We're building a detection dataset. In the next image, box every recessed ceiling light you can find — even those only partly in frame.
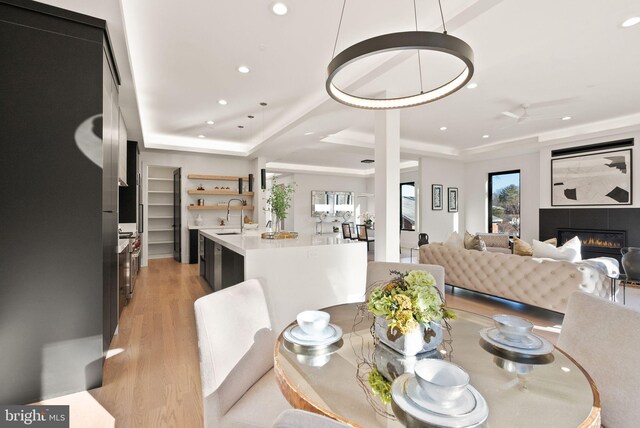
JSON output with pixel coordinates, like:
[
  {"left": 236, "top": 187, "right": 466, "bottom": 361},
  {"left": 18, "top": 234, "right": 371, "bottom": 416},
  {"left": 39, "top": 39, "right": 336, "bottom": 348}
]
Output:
[
  {"left": 197, "top": 135, "right": 205, "bottom": 138},
  {"left": 237, "top": 125, "right": 244, "bottom": 129},
  {"left": 272, "top": 2, "right": 288, "bottom": 15},
  {"left": 562, "top": 116, "right": 572, "bottom": 121},
  {"left": 482, "top": 134, "right": 489, "bottom": 139},
  {"left": 621, "top": 16, "right": 640, "bottom": 28},
  {"left": 205, "top": 120, "right": 215, "bottom": 125},
  {"left": 466, "top": 82, "right": 478, "bottom": 89},
  {"left": 304, "top": 131, "right": 314, "bottom": 136},
  {"left": 237, "top": 66, "right": 250, "bottom": 74},
  {"left": 440, "top": 126, "right": 447, "bottom": 131},
  {"left": 218, "top": 99, "right": 228, "bottom": 105}
]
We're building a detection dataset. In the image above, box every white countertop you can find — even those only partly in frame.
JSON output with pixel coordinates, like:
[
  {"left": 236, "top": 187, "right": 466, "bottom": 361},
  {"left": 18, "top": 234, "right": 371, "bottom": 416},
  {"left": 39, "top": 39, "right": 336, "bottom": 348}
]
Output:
[
  {"left": 117, "top": 239, "right": 130, "bottom": 253},
  {"left": 199, "top": 229, "right": 359, "bottom": 256}
]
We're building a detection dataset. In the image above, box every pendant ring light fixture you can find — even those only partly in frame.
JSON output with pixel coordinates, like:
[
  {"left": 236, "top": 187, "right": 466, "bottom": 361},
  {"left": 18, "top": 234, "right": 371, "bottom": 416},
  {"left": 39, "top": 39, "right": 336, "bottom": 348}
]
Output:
[{"left": 326, "top": 0, "right": 474, "bottom": 110}]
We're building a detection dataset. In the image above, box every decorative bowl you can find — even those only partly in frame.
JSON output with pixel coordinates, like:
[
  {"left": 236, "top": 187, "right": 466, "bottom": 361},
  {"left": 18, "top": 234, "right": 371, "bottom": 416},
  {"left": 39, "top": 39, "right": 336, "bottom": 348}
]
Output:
[
  {"left": 296, "top": 311, "right": 330, "bottom": 336},
  {"left": 414, "top": 359, "right": 469, "bottom": 403},
  {"left": 492, "top": 314, "right": 533, "bottom": 341}
]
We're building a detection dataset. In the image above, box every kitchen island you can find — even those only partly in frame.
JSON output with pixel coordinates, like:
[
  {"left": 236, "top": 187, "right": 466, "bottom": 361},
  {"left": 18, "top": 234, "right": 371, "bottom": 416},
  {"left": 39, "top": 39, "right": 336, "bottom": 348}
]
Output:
[{"left": 199, "top": 229, "right": 367, "bottom": 331}]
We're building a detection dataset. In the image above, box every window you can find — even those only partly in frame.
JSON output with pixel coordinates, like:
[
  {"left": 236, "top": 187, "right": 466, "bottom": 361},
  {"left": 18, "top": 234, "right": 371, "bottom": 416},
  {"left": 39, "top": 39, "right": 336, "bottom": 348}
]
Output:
[
  {"left": 400, "top": 182, "right": 416, "bottom": 231},
  {"left": 488, "top": 170, "right": 520, "bottom": 237}
]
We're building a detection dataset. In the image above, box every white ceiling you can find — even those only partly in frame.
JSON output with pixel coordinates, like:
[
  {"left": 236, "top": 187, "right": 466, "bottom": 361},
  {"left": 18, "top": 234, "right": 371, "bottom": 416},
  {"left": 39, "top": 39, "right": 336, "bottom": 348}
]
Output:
[{"left": 39, "top": 0, "right": 640, "bottom": 172}]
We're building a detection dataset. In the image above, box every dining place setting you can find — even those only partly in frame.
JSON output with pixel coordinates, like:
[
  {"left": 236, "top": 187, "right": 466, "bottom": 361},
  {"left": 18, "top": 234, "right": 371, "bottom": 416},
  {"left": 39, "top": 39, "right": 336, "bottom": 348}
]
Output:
[{"left": 275, "top": 267, "right": 599, "bottom": 428}]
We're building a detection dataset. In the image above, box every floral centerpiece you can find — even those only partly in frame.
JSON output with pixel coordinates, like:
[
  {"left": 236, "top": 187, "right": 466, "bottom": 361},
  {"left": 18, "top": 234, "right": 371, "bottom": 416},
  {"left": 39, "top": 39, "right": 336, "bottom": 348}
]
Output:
[
  {"left": 359, "top": 212, "right": 375, "bottom": 227},
  {"left": 368, "top": 270, "right": 455, "bottom": 356}
]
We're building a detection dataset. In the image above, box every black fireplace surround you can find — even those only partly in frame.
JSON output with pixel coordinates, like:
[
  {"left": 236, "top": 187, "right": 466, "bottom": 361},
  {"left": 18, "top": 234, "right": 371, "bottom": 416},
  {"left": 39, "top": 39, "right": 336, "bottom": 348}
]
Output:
[{"left": 540, "top": 208, "right": 640, "bottom": 266}]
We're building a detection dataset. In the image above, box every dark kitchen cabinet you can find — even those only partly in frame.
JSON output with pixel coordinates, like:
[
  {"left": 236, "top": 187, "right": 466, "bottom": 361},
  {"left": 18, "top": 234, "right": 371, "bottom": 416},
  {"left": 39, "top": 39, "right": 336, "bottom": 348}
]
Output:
[
  {"left": 200, "top": 236, "right": 244, "bottom": 291},
  {"left": 189, "top": 229, "right": 199, "bottom": 264},
  {"left": 203, "top": 237, "right": 215, "bottom": 288},
  {"left": 0, "top": 0, "right": 120, "bottom": 404},
  {"left": 221, "top": 247, "right": 245, "bottom": 289},
  {"left": 119, "top": 141, "right": 140, "bottom": 223}
]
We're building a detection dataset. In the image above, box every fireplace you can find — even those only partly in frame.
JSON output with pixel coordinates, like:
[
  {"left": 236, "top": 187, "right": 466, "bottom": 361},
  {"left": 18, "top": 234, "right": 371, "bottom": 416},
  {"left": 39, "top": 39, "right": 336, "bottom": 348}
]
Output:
[{"left": 557, "top": 228, "right": 626, "bottom": 260}]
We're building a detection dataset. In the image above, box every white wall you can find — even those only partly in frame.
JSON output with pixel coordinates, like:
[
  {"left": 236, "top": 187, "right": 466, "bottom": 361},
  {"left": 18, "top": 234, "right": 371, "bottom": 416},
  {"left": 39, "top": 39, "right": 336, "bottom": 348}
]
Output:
[
  {"left": 539, "top": 129, "right": 640, "bottom": 208},
  {"left": 288, "top": 173, "right": 370, "bottom": 236},
  {"left": 419, "top": 157, "right": 465, "bottom": 243},
  {"left": 464, "top": 152, "right": 540, "bottom": 243},
  {"left": 140, "top": 150, "right": 252, "bottom": 265}
]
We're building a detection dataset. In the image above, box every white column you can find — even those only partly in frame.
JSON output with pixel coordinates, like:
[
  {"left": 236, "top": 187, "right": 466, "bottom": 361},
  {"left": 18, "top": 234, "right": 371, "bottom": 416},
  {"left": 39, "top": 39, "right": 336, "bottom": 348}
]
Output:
[{"left": 374, "top": 108, "right": 400, "bottom": 262}]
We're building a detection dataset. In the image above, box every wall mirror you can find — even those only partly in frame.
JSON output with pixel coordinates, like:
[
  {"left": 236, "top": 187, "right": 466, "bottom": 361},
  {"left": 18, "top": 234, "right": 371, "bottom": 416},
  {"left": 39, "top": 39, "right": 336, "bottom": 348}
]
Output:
[{"left": 311, "top": 191, "right": 355, "bottom": 217}]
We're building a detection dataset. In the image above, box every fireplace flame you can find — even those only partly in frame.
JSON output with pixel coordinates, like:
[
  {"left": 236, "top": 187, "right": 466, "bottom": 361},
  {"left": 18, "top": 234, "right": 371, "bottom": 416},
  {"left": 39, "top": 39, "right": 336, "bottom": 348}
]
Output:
[{"left": 580, "top": 237, "right": 621, "bottom": 248}]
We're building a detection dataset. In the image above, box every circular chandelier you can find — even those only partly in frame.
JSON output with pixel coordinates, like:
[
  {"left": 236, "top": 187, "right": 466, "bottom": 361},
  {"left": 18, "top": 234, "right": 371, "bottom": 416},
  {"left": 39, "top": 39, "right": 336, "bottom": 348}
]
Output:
[{"left": 326, "top": 0, "right": 474, "bottom": 110}]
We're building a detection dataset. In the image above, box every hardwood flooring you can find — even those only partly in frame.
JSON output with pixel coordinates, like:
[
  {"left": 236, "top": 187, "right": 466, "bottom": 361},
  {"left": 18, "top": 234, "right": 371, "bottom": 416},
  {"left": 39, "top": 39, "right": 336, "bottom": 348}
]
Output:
[
  {"left": 90, "top": 259, "right": 209, "bottom": 428},
  {"left": 51, "top": 257, "right": 569, "bottom": 427}
]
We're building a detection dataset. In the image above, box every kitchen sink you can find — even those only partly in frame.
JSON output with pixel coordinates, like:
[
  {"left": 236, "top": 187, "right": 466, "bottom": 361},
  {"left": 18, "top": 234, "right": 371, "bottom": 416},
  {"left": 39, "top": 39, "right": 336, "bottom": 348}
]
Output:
[{"left": 216, "top": 232, "right": 241, "bottom": 235}]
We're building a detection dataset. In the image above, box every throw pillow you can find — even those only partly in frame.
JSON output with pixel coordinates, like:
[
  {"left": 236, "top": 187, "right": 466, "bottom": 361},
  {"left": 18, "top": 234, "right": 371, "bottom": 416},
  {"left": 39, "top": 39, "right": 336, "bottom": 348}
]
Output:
[
  {"left": 464, "top": 232, "right": 487, "bottom": 252},
  {"left": 514, "top": 237, "right": 557, "bottom": 256},
  {"left": 479, "top": 233, "right": 509, "bottom": 248},
  {"left": 532, "top": 236, "right": 581, "bottom": 262},
  {"left": 444, "top": 231, "right": 464, "bottom": 249}
]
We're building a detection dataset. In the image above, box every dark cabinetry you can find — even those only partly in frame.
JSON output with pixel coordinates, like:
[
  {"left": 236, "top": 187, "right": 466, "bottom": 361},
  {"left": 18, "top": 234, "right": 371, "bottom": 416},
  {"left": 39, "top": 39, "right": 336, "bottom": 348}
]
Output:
[
  {"left": 190, "top": 229, "right": 199, "bottom": 264},
  {"left": 0, "top": 0, "right": 119, "bottom": 403},
  {"left": 200, "top": 236, "right": 244, "bottom": 291},
  {"left": 119, "top": 141, "right": 140, "bottom": 223}
]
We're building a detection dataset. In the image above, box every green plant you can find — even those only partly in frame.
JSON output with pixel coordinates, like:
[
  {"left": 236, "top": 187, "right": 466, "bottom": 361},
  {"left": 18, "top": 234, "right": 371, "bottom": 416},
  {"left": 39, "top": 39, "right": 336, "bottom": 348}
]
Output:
[
  {"left": 368, "top": 367, "right": 392, "bottom": 404},
  {"left": 266, "top": 178, "right": 295, "bottom": 220},
  {"left": 368, "top": 270, "right": 455, "bottom": 335}
]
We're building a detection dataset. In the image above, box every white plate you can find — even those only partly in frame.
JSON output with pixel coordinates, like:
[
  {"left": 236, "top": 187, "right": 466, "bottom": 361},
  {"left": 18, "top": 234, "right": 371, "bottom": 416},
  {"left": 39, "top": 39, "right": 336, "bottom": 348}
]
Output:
[
  {"left": 284, "top": 323, "right": 343, "bottom": 347},
  {"left": 290, "top": 325, "right": 335, "bottom": 341},
  {"left": 480, "top": 328, "right": 554, "bottom": 356},
  {"left": 405, "top": 376, "right": 476, "bottom": 416},
  {"left": 392, "top": 373, "right": 489, "bottom": 428},
  {"left": 486, "top": 328, "right": 543, "bottom": 350}
]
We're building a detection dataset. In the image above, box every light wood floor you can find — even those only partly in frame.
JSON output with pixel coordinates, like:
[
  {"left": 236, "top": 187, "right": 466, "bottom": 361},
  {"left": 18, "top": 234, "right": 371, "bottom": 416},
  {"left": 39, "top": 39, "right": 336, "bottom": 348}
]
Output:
[
  {"left": 56, "top": 257, "right": 565, "bottom": 427},
  {"left": 90, "top": 259, "right": 209, "bottom": 428}
]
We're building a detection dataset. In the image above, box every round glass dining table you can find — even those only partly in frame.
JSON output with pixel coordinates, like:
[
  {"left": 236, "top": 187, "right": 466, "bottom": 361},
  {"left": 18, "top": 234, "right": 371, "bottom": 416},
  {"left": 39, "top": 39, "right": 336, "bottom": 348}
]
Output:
[{"left": 274, "top": 303, "right": 600, "bottom": 428}]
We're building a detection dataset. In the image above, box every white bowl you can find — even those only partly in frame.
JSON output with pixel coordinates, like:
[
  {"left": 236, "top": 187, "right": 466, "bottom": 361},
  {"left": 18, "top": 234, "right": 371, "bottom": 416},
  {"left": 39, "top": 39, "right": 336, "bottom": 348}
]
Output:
[
  {"left": 244, "top": 223, "right": 258, "bottom": 230},
  {"left": 414, "top": 359, "right": 470, "bottom": 403},
  {"left": 493, "top": 314, "right": 533, "bottom": 341},
  {"left": 296, "top": 311, "right": 330, "bottom": 337}
]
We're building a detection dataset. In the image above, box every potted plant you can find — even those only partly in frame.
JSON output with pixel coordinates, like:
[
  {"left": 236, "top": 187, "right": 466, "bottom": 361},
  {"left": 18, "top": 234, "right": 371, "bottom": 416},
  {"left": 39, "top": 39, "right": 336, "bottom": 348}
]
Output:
[
  {"left": 368, "top": 270, "right": 455, "bottom": 356},
  {"left": 359, "top": 212, "right": 374, "bottom": 228},
  {"left": 266, "top": 178, "right": 295, "bottom": 233}
]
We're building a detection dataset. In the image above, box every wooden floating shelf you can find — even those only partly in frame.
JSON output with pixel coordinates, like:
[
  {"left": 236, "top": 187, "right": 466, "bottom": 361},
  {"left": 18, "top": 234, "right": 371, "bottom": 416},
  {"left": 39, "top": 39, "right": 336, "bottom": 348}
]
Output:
[
  {"left": 188, "top": 190, "right": 254, "bottom": 196},
  {"left": 188, "top": 174, "right": 249, "bottom": 181},
  {"left": 188, "top": 205, "right": 254, "bottom": 211}
]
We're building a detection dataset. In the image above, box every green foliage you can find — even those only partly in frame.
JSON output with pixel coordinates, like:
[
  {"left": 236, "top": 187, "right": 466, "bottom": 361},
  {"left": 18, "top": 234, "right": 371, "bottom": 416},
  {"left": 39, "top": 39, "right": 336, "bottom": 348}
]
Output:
[
  {"left": 368, "top": 368, "right": 392, "bottom": 404},
  {"left": 367, "top": 270, "right": 454, "bottom": 335},
  {"left": 267, "top": 178, "right": 296, "bottom": 220},
  {"left": 492, "top": 184, "right": 520, "bottom": 215}
]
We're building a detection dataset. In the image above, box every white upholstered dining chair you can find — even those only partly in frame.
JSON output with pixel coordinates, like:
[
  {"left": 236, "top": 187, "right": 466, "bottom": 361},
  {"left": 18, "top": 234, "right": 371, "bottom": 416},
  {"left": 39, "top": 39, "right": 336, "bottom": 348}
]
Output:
[
  {"left": 558, "top": 292, "right": 640, "bottom": 428},
  {"left": 366, "top": 261, "right": 445, "bottom": 299},
  {"left": 272, "top": 410, "right": 351, "bottom": 428},
  {"left": 194, "top": 279, "right": 291, "bottom": 427}
]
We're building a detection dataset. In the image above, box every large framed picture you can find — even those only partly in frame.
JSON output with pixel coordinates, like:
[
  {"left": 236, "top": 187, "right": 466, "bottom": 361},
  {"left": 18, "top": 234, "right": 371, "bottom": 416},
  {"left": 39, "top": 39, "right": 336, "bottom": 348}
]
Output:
[
  {"left": 448, "top": 187, "right": 458, "bottom": 212},
  {"left": 432, "top": 184, "right": 443, "bottom": 210},
  {"left": 551, "top": 149, "right": 632, "bottom": 206}
]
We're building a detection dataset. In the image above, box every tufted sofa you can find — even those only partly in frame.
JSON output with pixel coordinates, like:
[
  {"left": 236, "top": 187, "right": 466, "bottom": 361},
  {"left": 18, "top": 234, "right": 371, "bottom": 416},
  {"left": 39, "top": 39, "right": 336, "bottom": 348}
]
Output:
[{"left": 419, "top": 243, "right": 611, "bottom": 313}]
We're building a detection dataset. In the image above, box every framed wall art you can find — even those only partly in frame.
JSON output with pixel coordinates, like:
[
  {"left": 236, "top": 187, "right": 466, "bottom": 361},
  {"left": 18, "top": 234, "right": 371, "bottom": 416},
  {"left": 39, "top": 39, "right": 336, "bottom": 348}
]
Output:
[
  {"left": 551, "top": 149, "right": 632, "bottom": 206},
  {"left": 432, "top": 184, "right": 443, "bottom": 210},
  {"left": 448, "top": 187, "right": 458, "bottom": 212}
]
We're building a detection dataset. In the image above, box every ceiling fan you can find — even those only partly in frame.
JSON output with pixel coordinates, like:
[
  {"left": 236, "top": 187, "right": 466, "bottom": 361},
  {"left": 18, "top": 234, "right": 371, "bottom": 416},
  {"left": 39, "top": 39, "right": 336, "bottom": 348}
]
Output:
[{"left": 501, "top": 104, "right": 556, "bottom": 123}]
